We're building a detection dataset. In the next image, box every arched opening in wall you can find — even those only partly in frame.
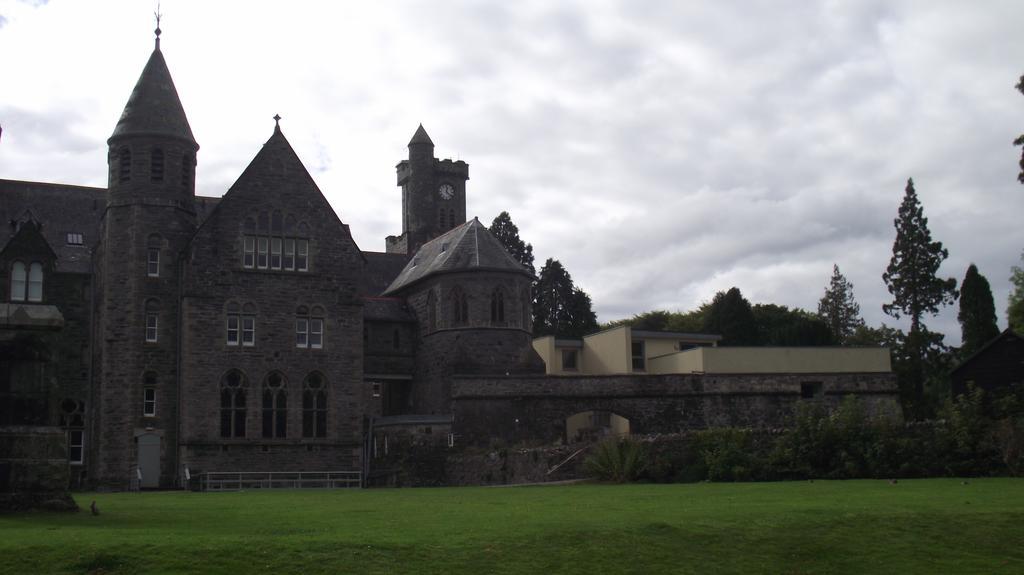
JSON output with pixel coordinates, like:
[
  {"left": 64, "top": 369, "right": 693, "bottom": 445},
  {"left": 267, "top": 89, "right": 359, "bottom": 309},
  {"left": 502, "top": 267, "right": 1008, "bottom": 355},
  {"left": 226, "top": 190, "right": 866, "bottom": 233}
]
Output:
[{"left": 565, "top": 411, "right": 630, "bottom": 444}]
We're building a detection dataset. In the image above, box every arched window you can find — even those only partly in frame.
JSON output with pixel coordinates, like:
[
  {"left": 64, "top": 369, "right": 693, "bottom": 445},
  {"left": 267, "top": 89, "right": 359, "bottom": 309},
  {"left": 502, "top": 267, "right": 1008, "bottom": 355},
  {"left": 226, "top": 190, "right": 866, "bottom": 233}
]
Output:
[
  {"left": 220, "top": 370, "right": 247, "bottom": 438},
  {"left": 10, "top": 261, "right": 26, "bottom": 302},
  {"left": 302, "top": 372, "right": 327, "bottom": 438},
  {"left": 451, "top": 287, "right": 468, "bottom": 326},
  {"left": 262, "top": 372, "right": 287, "bottom": 438},
  {"left": 150, "top": 148, "right": 164, "bottom": 182},
  {"left": 118, "top": 147, "right": 132, "bottom": 183},
  {"left": 145, "top": 299, "right": 160, "bottom": 342},
  {"left": 427, "top": 289, "right": 437, "bottom": 330},
  {"left": 59, "top": 398, "right": 86, "bottom": 464},
  {"left": 490, "top": 288, "right": 505, "bottom": 323}
]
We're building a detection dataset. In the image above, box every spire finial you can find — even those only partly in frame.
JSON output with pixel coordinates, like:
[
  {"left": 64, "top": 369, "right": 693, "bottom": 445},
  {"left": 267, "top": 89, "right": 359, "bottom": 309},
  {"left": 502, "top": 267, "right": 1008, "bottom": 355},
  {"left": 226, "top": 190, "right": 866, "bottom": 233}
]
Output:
[
  {"left": 154, "top": 2, "right": 162, "bottom": 50},
  {"left": 273, "top": 114, "right": 282, "bottom": 128}
]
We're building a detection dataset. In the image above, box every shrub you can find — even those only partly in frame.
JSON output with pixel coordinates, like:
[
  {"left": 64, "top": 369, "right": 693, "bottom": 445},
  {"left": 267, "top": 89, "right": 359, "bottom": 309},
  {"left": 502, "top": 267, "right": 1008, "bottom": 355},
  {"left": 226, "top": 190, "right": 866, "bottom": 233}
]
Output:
[{"left": 584, "top": 436, "right": 646, "bottom": 482}]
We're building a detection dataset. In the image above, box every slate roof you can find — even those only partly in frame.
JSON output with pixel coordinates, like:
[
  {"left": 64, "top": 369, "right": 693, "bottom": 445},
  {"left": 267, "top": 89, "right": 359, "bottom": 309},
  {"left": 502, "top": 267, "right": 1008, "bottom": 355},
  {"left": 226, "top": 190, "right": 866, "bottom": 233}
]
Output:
[
  {"left": 0, "top": 178, "right": 220, "bottom": 274},
  {"left": 0, "top": 180, "right": 105, "bottom": 273},
  {"left": 363, "top": 251, "right": 411, "bottom": 296},
  {"left": 362, "top": 297, "right": 416, "bottom": 323},
  {"left": 383, "top": 217, "right": 532, "bottom": 295},
  {"left": 109, "top": 44, "right": 197, "bottom": 146}
]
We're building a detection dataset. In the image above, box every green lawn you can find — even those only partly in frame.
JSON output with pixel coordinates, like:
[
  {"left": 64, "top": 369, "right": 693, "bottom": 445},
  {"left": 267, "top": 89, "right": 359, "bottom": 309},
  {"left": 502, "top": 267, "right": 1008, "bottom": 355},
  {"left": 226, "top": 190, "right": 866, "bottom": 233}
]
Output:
[{"left": 1, "top": 479, "right": 1022, "bottom": 574}]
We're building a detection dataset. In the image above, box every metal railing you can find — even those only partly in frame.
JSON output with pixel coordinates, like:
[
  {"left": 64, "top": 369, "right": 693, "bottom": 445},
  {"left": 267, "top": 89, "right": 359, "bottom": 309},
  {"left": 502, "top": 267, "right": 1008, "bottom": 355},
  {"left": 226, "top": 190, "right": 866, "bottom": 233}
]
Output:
[{"left": 198, "top": 470, "right": 361, "bottom": 491}]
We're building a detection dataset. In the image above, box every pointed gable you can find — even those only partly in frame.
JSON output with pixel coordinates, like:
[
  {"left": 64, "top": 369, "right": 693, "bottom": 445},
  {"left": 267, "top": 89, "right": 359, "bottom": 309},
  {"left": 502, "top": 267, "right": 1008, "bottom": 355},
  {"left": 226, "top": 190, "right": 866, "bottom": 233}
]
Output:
[
  {"left": 383, "top": 217, "right": 531, "bottom": 295},
  {"left": 109, "top": 46, "right": 197, "bottom": 146}
]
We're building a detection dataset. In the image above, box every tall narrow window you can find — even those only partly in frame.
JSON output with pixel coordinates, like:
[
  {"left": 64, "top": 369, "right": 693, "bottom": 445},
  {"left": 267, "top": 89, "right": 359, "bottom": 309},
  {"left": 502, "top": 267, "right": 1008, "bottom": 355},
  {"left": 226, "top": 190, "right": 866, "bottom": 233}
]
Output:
[
  {"left": 226, "top": 302, "right": 240, "bottom": 346},
  {"left": 631, "top": 340, "right": 645, "bottom": 371},
  {"left": 257, "top": 237, "right": 268, "bottom": 269},
  {"left": 243, "top": 236, "right": 255, "bottom": 268},
  {"left": 439, "top": 209, "right": 446, "bottom": 229},
  {"left": 283, "top": 238, "right": 295, "bottom": 270},
  {"left": 147, "top": 248, "right": 160, "bottom": 277},
  {"left": 143, "top": 373, "right": 157, "bottom": 417},
  {"left": 296, "top": 305, "right": 309, "bottom": 348},
  {"left": 303, "top": 373, "right": 327, "bottom": 438},
  {"left": 490, "top": 289, "right": 505, "bottom": 323},
  {"left": 310, "top": 306, "right": 324, "bottom": 349},
  {"left": 242, "top": 303, "right": 256, "bottom": 346},
  {"left": 451, "top": 288, "right": 469, "bottom": 326},
  {"left": 60, "top": 398, "right": 86, "bottom": 465},
  {"left": 220, "top": 370, "right": 247, "bottom": 438},
  {"left": 271, "top": 238, "right": 282, "bottom": 270},
  {"left": 392, "top": 328, "right": 400, "bottom": 350},
  {"left": 296, "top": 239, "right": 308, "bottom": 271},
  {"left": 145, "top": 299, "right": 160, "bottom": 343},
  {"left": 262, "top": 373, "right": 287, "bottom": 439},
  {"left": 27, "top": 263, "right": 43, "bottom": 302},
  {"left": 449, "top": 209, "right": 456, "bottom": 230},
  {"left": 10, "top": 262, "right": 26, "bottom": 302},
  {"left": 181, "top": 153, "right": 193, "bottom": 190},
  {"left": 150, "top": 148, "right": 164, "bottom": 182},
  {"left": 118, "top": 147, "right": 132, "bottom": 183},
  {"left": 146, "top": 314, "right": 158, "bottom": 342}
]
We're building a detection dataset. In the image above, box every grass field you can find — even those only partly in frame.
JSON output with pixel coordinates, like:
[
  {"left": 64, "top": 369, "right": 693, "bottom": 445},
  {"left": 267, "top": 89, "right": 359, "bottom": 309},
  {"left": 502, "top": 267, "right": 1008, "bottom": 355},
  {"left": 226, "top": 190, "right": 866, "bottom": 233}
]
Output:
[{"left": 1, "top": 479, "right": 1023, "bottom": 574}]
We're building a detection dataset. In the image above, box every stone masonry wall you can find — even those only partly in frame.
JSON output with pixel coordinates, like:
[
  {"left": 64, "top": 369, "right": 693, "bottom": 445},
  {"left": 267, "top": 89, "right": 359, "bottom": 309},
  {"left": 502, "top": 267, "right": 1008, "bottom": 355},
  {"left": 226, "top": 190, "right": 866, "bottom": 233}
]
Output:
[{"left": 450, "top": 372, "right": 901, "bottom": 446}]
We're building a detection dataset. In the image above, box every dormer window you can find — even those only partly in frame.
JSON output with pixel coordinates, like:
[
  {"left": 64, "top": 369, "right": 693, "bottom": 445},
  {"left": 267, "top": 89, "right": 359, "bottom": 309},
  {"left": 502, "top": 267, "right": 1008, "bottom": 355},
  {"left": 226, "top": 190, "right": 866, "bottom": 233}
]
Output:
[{"left": 151, "top": 148, "right": 164, "bottom": 182}]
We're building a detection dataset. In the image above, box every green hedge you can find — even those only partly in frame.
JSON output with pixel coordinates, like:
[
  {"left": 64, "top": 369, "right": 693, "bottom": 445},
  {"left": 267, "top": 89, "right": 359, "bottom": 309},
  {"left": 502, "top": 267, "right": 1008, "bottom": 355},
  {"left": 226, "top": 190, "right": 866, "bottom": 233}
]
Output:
[{"left": 638, "top": 388, "right": 1024, "bottom": 483}]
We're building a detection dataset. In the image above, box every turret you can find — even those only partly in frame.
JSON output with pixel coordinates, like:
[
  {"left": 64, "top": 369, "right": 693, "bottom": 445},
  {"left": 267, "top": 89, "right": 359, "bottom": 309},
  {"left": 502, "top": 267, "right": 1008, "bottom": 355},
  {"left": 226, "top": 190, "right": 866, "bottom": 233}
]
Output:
[
  {"left": 106, "top": 26, "right": 199, "bottom": 213},
  {"left": 387, "top": 125, "right": 469, "bottom": 255}
]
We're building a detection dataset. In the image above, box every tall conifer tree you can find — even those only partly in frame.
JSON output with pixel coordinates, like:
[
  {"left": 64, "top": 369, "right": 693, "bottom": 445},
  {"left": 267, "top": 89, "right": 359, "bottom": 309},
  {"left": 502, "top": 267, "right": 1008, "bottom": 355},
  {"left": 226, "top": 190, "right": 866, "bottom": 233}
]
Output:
[
  {"left": 817, "top": 264, "right": 864, "bottom": 344},
  {"left": 533, "top": 258, "right": 598, "bottom": 337},
  {"left": 957, "top": 264, "right": 1000, "bottom": 357},
  {"left": 1009, "top": 250, "right": 1024, "bottom": 333},
  {"left": 489, "top": 211, "right": 535, "bottom": 275},
  {"left": 702, "top": 287, "right": 759, "bottom": 345},
  {"left": 882, "top": 178, "right": 958, "bottom": 412},
  {"left": 1015, "top": 75, "right": 1024, "bottom": 185}
]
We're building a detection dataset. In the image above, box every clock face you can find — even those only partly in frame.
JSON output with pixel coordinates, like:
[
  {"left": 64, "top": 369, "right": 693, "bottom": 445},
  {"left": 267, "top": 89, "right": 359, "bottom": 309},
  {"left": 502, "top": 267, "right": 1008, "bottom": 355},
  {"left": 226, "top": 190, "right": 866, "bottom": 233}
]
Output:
[{"left": 439, "top": 183, "right": 455, "bottom": 200}]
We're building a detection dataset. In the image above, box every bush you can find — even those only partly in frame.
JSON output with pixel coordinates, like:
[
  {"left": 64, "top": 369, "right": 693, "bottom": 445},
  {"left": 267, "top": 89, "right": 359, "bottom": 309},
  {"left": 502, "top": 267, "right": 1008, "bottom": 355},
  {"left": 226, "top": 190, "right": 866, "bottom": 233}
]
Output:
[{"left": 584, "top": 436, "right": 646, "bottom": 482}]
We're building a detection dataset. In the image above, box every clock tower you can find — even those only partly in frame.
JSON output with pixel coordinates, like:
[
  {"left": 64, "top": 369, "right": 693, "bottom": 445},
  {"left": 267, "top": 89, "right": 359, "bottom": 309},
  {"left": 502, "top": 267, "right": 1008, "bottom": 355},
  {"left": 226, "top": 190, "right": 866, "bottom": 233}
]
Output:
[{"left": 386, "top": 125, "right": 469, "bottom": 255}]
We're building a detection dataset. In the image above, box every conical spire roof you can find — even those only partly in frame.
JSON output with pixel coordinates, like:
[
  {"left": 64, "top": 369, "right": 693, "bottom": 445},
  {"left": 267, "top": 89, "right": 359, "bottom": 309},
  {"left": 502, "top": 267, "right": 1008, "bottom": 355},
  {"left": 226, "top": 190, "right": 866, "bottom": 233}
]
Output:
[
  {"left": 408, "top": 124, "right": 434, "bottom": 147},
  {"left": 108, "top": 44, "right": 196, "bottom": 146}
]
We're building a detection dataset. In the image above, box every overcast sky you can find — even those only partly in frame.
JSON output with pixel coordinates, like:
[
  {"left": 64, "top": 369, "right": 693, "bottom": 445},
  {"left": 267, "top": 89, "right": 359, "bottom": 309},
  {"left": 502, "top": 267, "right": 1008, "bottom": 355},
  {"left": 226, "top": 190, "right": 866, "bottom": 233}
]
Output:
[{"left": 2, "top": 0, "right": 1023, "bottom": 345}]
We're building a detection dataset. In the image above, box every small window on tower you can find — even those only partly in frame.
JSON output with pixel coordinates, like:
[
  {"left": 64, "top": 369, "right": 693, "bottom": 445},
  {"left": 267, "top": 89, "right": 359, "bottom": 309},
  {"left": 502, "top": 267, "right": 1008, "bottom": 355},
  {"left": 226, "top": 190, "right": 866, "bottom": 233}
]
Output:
[
  {"left": 147, "top": 248, "right": 160, "bottom": 277},
  {"left": 119, "top": 147, "right": 132, "bottom": 183},
  {"left": 66, "top": 233, "right": 84, "bottom": 245},
  {"left": 151, "top": 148, "right": 164, "bottom": 182}
]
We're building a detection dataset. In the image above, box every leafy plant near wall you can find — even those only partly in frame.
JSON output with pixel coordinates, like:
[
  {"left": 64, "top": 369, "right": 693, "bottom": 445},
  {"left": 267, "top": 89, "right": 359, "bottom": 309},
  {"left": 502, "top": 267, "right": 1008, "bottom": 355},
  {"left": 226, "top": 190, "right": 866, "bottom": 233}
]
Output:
[{"left": 584, "top": 436, "right": 647, "bottom": 482}]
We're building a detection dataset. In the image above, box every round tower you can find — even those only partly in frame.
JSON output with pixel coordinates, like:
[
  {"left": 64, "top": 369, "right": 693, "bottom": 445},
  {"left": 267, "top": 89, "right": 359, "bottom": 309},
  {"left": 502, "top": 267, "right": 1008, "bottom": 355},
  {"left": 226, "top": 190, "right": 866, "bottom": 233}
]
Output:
[{"left": 94, "top": 28, "right": 199, "bottom": 489}]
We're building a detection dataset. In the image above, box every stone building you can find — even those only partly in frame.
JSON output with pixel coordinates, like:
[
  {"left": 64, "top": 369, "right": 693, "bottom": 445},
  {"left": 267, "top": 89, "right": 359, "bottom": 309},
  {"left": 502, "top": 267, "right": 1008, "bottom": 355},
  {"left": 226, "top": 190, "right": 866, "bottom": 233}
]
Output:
[{"left": 1, "top": 31, "right": 900, "bottom": 491}]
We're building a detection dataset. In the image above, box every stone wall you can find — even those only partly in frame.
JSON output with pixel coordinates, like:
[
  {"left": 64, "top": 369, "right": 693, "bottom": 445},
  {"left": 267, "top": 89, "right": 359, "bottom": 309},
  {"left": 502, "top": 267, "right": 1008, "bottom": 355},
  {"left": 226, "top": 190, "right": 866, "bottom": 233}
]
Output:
[
  {"left": 0, "top": 426, "right": 76, "bottom": 512},
  {"left": 450, "top": 372, "right": 901, "bottom": 446}
]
